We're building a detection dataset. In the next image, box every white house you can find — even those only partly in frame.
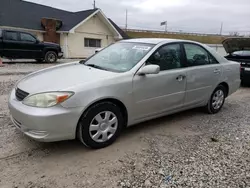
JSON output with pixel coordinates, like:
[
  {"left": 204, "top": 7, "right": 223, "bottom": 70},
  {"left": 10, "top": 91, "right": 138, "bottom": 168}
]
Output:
[{"left": 0, "top": 0, "right": 129, "bottom": 58}]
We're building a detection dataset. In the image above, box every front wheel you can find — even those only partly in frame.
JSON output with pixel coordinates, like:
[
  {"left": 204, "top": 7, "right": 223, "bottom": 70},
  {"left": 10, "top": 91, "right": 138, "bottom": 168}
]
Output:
[
  {"left": 205, "top": 85, "right": 226, "bottom": 114},
  {"left": 45, "top": 51, "right": 57, "bottom": 63},
  {"left": 77, "top": 102, "right": 124, "bottom": 149}
]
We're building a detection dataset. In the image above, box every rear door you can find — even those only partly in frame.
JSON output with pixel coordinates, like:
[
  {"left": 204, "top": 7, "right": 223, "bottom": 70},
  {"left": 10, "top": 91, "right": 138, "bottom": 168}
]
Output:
[
  {"left": 2, "top": 30, "right": 22, "bottom": 58},
  {"left": 182, "top": 43, "right": 222, "bottom": 107}
]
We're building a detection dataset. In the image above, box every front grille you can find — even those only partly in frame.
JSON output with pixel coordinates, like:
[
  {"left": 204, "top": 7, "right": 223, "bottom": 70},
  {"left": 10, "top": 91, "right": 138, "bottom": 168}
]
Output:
[
  {"left": 12, "top": 117, "right": 21, "bottom": 129},
  {"left": 15, "top": 88, "right": 29, "bottom": 101}
]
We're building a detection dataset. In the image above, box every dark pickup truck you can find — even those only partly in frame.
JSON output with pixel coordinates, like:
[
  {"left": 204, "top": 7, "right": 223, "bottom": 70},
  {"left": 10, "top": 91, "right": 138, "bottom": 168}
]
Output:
[{"left": 0, "top": 29, "right": 63, "bottom": 63}]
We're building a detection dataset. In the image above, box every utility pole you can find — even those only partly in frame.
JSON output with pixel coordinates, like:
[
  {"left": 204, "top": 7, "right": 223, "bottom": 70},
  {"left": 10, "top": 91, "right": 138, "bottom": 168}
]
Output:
[
  {"left": 93, "top": 0, "right": 96, "bottom": 9},
  {"left": 219, "top": 22, "right": 223, "bottom": 35},
  {"left": 165, "top": 21, "right": 168, "bottom": 33},
  {"left": 125, "top": 9, "right": 128, "bottom": 31},
  {"left": 161, "top": 21, "right": 167, "bottom": 33}
]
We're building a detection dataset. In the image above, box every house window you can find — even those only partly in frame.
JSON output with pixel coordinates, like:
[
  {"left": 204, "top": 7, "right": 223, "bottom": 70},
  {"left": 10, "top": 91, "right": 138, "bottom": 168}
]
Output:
[{"left": 84, "top": 38, "right": 101, "bottom": 47}]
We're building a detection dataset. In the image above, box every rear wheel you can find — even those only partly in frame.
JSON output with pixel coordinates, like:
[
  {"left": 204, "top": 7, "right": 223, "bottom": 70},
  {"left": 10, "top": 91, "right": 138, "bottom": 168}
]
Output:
[
  {"left": 45, "top": 51, "right": 57, "bottom": 63},
  {"left": 77, "top": 102, "right": 124, "bottom": 149},
  {"left": 205, "top": 85, "right": 226, "bottom": 114}
]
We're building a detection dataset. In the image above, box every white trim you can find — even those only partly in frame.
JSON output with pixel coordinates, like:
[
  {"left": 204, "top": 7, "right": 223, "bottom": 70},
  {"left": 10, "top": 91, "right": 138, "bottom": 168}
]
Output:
[
  {"left": 69, "top": 9, "right": 100, "bottom": 34},
  {"left": 0, "top": 26, "right": 45, "bottom": 33},
  {"left": 57, "top": 31, "right": 69, "bottom": 33},
  {"left": 69, "top": 9, "right": 122, "bottom": 39},
  {"left": 65, "top": 34, "right": 69, "bottom": 58},
  {"left": 98, "top": 9, "right": 122, "bottom": 39}
]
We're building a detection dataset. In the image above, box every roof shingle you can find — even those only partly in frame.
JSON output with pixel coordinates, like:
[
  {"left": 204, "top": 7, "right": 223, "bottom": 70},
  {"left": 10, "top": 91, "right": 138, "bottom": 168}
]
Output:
[{"left": 0, "top": 0, "right": 97, "bottom": 31}]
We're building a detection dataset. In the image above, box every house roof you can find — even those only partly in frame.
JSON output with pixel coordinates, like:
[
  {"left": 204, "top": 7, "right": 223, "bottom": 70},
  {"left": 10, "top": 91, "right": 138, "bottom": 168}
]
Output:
[
  {"left": 108, "top": 19, "right": 129, "bottom": 39},
  {"left": 0, "top": 0, "right": 128, "bottom": 38}
]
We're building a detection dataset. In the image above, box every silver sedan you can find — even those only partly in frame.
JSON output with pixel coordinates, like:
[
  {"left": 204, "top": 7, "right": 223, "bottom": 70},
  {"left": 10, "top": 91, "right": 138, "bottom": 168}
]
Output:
[{"left": 9, "top": 38, "right": 241, "bottom": 149}]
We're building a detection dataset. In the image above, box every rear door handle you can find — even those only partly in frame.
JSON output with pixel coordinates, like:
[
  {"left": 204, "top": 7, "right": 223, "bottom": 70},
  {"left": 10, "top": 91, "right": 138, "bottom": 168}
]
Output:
[
  {"left": 176, "top": 75, "right": 186, "bottom": 81},
  {"left": 213, "top": 69, "right": 221, "bottom": 74}
]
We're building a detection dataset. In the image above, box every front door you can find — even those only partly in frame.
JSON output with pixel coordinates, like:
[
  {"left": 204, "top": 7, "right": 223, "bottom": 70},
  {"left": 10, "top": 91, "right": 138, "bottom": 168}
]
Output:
[
  {"left": 132, "top": 43, "right": 187, "bottom": 120},
  {"left": 182, "top": 43, "right": 222, "bottom": 107}
]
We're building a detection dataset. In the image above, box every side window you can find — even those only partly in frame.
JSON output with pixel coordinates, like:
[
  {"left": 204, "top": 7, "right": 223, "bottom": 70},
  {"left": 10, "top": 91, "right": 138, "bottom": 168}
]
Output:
[
  {"left": 5, "top": 31, "right": 18, "bottom": 41},
  {"left": 184, "top": 44, "right": 210, "bottom": 66},
  {"left": 147, "top": 44, "right": 182, "bottom": 71},
  {"left": 209, "top": 54, "right": 219, "bottom": 64},
  {"left": 20, "top": 33, "right": 36, "bottom": 43}
]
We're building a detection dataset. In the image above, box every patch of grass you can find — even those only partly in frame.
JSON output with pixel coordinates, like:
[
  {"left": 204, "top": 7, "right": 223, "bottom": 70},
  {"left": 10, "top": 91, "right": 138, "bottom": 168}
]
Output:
[{"left": 126, "top": 31, "right": 227, "bottom": 44}]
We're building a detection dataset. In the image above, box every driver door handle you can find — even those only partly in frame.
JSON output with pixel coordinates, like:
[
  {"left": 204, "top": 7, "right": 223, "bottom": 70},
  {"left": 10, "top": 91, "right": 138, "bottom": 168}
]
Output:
[{"left": 176, "top": 75, "right": 186, "bottom": 81}]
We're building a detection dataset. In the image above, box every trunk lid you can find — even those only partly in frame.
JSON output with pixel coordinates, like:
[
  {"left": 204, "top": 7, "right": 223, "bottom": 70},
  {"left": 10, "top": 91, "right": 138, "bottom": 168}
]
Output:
[{"left": 222, "top": 37, "right": 250, "bottom": 54}]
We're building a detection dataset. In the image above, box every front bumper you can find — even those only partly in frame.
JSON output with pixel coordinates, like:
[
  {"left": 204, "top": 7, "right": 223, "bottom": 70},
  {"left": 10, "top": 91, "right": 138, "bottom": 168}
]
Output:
[
  {"left": 58, "top": 52, "right": 63, "bottom": 59},
  {"left": 8, "top": 89, "right": 82, "bottom": 142}
]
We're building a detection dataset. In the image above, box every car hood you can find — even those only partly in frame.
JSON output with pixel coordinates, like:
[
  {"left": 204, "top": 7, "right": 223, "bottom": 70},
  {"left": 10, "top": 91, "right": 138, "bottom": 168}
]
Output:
[
  {"left": 222, "top": 37, "right": 250, "bottom": 54},
  {"left": 17, "top": 62, "right": 120, "bottom": 94}
]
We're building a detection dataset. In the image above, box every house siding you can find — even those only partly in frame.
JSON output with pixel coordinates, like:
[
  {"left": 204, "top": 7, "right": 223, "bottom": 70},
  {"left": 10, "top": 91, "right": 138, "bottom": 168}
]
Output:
[{"left": 66, "top": 15, "right": 116, "bottom": 58}]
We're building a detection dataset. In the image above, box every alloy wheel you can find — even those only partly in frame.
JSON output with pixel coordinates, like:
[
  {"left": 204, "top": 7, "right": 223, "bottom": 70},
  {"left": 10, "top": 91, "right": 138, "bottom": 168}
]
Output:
[
  {"left": 89, "top": 111, "right": 118, "bottom": 143},
  {"left": 212, "top": 89, "right": 224, "bottom": 110}
]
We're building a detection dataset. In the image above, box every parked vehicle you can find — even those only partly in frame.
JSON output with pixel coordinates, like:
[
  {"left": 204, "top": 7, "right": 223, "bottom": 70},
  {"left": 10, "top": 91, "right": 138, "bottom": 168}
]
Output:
[
  {"left": 9, "top": 38, "right": 240, "bottom": 149},
  {"left": 0, "top": 29, "right": 63, "bottom": 63},
  {"left": 223, "top": 37, "right": 250, "bottom": 84},
  {"left": 95, "top": 48, "right": 103, "bottom": 53}
]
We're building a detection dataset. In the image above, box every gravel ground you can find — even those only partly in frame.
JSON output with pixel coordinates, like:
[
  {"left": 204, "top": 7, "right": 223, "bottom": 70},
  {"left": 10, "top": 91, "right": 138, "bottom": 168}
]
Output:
[{"left": 0, "top": 63, "right": 249, "bottom": 188}]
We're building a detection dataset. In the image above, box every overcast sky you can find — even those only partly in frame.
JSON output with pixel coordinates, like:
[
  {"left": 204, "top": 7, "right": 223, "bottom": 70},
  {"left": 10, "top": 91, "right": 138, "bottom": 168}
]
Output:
[{"left": 26, "top": 0, "right": 250, "bottom": 35}]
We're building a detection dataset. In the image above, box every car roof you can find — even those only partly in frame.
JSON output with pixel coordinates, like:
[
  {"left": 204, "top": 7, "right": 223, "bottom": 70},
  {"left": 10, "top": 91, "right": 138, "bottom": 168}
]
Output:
[
  {"left": 120, "top": 38, "right": 194, "bottom": 44},
  {"left": 0, "top": 29, "right": 37, "bottom": 36}
]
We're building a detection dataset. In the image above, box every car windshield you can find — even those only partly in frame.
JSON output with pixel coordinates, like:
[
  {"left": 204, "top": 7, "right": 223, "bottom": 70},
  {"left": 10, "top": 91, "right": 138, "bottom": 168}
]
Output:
[{"left": 84, "top": 42, "right": 155, "bottom": 72}]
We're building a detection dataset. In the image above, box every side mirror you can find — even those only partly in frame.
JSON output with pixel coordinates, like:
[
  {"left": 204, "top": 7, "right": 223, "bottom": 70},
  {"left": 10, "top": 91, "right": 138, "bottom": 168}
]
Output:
[
  {"left": 36, "top": 39, "right": 40, "bottom": 43},
  {"left": 137, "top": 65, "right": 160, "bottom": 75}
]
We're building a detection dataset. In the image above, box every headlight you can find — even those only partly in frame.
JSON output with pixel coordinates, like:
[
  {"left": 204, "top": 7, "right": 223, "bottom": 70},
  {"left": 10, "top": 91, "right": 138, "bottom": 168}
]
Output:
[{"left": 23, "top": 92, "right": 74, "bottom": 108}]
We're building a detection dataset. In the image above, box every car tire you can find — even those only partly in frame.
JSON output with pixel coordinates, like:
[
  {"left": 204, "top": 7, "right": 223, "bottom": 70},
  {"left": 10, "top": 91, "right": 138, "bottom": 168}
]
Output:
[
  {"left": 45, "top": 51, "right": 57, "bottom": 63},
  {"left": 77, "top": 102, "right": 124, "bottom": 149},
  {"left": 205, "top": 85, "right": 226, "bottom": 114}
]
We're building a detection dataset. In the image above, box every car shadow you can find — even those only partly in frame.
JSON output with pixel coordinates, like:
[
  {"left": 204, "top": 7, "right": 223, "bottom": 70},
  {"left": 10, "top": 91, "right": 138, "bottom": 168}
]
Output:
[
  {"left": 29, "top": 107, "right": 204, "bottom": 156},
  {"left": 3, "top": 61, "right": 58, "bottom": 65},
  {"left": 123, "top": 107, "right": 203, "bottom": 136}
]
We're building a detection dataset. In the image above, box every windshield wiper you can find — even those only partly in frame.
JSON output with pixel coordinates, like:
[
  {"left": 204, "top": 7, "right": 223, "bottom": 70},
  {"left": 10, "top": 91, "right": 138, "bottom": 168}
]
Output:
[{"left": 85, "top": 64, "right": 108, "bottom": 71}]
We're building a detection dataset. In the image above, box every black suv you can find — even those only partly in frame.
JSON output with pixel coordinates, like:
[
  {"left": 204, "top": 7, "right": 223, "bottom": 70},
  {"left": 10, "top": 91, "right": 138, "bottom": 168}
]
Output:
[{"left": 0, "top": 29, "right": 63, "bottom": 63}]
